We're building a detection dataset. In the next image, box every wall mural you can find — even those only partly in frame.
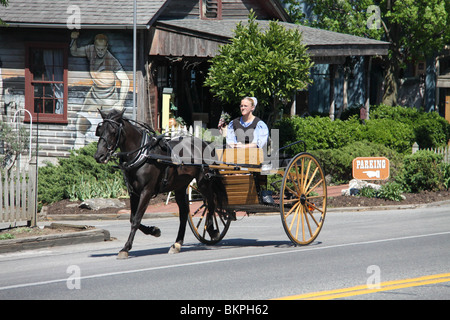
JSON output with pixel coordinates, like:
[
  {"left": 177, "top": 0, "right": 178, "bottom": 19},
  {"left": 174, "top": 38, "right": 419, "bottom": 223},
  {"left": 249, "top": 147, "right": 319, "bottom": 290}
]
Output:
[{"left": 70, "top": 31, "right": 130, "bottom": 146}]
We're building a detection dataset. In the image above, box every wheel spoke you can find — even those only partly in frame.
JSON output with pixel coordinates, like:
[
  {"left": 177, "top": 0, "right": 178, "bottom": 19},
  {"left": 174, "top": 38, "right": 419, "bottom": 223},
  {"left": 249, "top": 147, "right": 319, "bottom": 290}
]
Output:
[
  {"left": 305, "top": 178, "right": 324, "bottom": 196},
  {"left": 288, "top": 202, "right": 301, "bottom": 231},
  {"left": 285, "top": 200, "right": 300, "bottom": 218},
  {"left": 304, "top": 166, "right": 319, "bottom": 192},
  {"left": 188, "top": 200, "right": 231, "bottom": 245},
  {"left": 302, "top": 159, "right": 312, "bottom": 191}
]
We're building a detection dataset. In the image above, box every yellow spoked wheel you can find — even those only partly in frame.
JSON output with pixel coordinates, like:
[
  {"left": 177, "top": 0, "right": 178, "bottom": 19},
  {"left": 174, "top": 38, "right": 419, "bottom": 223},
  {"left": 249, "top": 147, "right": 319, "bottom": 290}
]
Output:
[
  {"left": 188, "top": 202, "right": 232, "bottom": 245},
  {"left": 187, "top": 183, "right": 232, "bottom": 245},
  {"left": 280, "top": 153, "right": 327, "bottom": 245}
]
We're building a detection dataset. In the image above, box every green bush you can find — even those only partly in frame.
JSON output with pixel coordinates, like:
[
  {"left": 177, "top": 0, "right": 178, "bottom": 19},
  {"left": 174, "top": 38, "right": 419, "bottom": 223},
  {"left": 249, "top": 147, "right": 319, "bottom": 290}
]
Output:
[
  {"left": 274, "top": 105, "right": 450, "bottom": 156},
  {"left": 441, "top": 162, "right": 450, "bottom": 190},
  {"left": 413, "top": 113, "right": 450, "bottom": 149},
  {"left": 359, "top": 182, "right": 404, "bottom": 201},
  {"left": 377, "top": 182, "right": 404, "bottom": 201},
  {"left": 361, "top": 119, "right": 415, "bottom": 154},
  {"left": 274, "top": 116, "right": 362, "bottom": 153},
  {"left": 395, "top": 150, "right": 444, "bottom": 193},
  {"left": 370, "top": 104, "right": 450, "bottom": 149},
  {"left": 38, "top": 143, "right": 125, "bottom": 208}
]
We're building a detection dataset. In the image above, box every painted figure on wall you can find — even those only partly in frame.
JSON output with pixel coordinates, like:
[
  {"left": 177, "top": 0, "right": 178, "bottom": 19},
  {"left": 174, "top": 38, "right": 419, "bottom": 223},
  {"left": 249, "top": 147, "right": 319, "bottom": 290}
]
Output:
[{"left": 70, "top": 31, "right": 130, "bottom": 146}]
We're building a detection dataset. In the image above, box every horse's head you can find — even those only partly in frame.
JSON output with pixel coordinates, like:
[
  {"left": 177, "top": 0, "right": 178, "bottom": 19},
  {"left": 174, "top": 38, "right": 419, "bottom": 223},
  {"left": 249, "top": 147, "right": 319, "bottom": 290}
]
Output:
[{"left": 94, "top": 108, "right": 125, "bottom": 164}]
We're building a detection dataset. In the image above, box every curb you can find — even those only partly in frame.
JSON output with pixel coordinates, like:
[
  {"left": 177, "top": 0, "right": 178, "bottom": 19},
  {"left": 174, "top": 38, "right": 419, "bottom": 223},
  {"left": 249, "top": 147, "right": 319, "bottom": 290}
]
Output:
[
  {"left": 0, "top": 227, "right": 111, "bottom": 254},
  {"left": 40, "top": 211, "right": 177, "bottom": 221}
]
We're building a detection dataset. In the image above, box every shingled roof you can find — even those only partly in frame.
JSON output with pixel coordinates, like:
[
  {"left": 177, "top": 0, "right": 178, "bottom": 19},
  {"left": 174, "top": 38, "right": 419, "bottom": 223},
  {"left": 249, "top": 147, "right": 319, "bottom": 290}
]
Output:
[
  {"left": 0, "top": 0, "right": 167, "bottom": 28},
  {"left": 155, "top": 19, "right": 389, "bottom": 57}
]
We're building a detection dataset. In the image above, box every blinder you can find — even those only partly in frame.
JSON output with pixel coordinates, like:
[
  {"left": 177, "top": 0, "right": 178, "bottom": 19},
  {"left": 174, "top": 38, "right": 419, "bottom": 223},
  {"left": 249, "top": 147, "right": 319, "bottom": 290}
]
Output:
[
  {"left": 95, "top": 122, "right": 103, "bottom": 137},
  {"left": 96, "top": 119, "right": 123, "bottom": 159}
]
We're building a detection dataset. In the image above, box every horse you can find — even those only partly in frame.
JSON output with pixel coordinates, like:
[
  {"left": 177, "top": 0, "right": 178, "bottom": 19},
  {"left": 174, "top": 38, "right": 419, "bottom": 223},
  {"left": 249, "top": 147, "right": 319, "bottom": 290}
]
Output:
[{"left": 94, "top": 108, "right": 227, "bottom": 259}]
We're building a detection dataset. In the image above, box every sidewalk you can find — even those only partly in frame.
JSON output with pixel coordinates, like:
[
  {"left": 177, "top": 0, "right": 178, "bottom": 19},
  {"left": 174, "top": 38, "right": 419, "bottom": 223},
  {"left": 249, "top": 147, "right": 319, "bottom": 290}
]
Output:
[{"left": 123, "top": 184, "right": 349, "bottom": 216}]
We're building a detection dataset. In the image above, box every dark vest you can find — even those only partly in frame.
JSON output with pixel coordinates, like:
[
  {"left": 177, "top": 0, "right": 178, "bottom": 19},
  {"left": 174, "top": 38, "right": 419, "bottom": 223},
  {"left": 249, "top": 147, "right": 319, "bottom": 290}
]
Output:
[{"left": 232, "top": 117, "right": 261, "bottom": 144}]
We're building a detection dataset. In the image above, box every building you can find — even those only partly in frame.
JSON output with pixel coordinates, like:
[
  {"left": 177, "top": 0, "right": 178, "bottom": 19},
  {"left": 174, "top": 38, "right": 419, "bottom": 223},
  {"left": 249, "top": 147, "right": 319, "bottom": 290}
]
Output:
[{"left": 0, "top": 0, "right": 388, "bottom": 164}]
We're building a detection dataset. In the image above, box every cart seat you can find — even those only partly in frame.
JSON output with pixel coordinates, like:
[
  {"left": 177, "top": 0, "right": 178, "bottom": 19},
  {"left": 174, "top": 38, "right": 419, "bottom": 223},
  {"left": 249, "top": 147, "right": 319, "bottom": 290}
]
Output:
[{"left": 215, "top": 148, "right": 264, "bottom": 205}]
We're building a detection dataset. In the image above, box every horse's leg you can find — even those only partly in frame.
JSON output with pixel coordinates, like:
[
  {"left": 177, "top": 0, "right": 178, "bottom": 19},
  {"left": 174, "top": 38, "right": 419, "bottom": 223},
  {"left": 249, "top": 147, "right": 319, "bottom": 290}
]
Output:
[
  {"left": 168, "top": 188, "right": 189, "bottom": 254},
  {"left": 139, "top": 224, "right": 161, "bottom": 237},
  {"left": 118, "top": 190, "right": 154, "bottom": 259}
]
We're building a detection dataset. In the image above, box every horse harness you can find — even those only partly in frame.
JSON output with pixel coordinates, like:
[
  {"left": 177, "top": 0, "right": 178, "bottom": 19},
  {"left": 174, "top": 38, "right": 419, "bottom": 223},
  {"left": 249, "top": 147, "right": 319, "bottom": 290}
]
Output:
[{"left": 96, "top": 118, "right": 179, "bottom": 193}]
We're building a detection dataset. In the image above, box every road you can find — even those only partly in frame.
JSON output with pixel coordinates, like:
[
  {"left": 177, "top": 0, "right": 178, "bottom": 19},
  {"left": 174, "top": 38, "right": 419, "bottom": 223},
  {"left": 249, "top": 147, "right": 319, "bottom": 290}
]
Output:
[{"left": 0, "top": 203, "right": 449, "bottom": 304}]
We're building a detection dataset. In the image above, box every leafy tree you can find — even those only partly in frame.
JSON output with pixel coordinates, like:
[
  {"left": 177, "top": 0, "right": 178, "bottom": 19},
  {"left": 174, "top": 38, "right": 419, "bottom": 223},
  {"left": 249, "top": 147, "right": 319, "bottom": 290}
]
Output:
[
  {"left": 282, "top": 0, "right": 450, "bottom": 106},
  {"left": 204, "top": 11, "right": 313, "bottom": 125},
  {"left": 0, "top": 0, "right": 8, "bottom": 25}
]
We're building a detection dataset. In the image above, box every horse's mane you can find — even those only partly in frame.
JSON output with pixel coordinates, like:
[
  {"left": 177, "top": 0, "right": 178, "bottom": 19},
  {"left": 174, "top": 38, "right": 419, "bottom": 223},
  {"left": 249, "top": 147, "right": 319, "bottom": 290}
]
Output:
[{"left": 107, "top": 109, "right": 156, "bottom": 136}]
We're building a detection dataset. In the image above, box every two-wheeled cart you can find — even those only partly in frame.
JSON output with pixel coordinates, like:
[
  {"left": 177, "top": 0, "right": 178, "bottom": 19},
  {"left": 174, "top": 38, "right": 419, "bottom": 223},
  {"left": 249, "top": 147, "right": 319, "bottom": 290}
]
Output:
[{"left": 187, "top": 141, "right": 327, "bottom": 246}]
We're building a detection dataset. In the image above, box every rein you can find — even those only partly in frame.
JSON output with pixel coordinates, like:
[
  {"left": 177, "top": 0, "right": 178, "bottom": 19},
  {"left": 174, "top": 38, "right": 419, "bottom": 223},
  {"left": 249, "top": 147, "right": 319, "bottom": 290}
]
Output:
[{"left": 99, "top": 118, "right": 175, "bottom": 171}]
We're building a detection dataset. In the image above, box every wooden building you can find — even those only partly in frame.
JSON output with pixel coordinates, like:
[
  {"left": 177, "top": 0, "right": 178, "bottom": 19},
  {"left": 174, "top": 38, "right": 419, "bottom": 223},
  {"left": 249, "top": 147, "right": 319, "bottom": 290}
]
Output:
[{"left": 0, "top": 0, "right": 388, "bottom": 164}]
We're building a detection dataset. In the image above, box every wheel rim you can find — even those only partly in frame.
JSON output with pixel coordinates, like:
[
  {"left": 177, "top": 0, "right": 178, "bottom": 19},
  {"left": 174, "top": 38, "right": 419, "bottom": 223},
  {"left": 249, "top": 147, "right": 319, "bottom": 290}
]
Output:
[
  {"left": 188, "top": 202, "right": 231, "bottom": 245},
  {"left": 280, "top": 153, "right": 327, "bottom": 245}
]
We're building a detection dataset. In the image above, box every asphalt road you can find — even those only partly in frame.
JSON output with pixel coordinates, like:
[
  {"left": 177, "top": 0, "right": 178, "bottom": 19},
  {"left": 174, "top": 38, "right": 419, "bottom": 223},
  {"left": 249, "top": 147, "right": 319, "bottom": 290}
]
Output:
[{"left": 0, "top": 203, "right": 449, "bottom": 304}]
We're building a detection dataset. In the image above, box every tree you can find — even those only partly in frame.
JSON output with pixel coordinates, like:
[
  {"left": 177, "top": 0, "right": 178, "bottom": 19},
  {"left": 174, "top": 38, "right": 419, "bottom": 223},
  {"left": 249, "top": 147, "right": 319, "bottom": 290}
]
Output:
[
  {"left": 204, "top": 11, "right": 313, "bottom": 125},
  {"left": 282, "top": 0, "right": 450, "bottom": 106},
  {"left": 0, "top": 0, "right": 8, "bottom": 25}
]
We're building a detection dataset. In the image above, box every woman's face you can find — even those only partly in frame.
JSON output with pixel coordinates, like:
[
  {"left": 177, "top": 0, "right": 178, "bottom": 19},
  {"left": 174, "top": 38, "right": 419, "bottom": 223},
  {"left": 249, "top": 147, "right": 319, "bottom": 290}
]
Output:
[{"left": 240, "top": 99, "right": 254, "bottom": 116}]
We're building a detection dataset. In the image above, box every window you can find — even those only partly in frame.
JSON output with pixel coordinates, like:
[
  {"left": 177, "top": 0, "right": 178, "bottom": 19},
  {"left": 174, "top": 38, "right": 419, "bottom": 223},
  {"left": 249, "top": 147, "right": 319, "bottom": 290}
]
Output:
[
  {"left": 25, "top": 43, "right": 68, "bottom": 123},
  {"left": 201, "top": 0, "right": 222, "bottom": 20}
]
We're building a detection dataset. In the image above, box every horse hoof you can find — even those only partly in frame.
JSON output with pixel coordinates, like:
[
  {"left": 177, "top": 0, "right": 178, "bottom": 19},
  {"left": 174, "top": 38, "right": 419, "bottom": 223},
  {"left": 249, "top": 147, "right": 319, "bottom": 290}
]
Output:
[
  {"left": 168, "top": 243, "right": 182, "bottom": 254},
  {"left": 152, "top": 227, "right": 161, "bottom": 237},
  {"left": 117, "top": 251, "right": 129, "bottom": 259}
]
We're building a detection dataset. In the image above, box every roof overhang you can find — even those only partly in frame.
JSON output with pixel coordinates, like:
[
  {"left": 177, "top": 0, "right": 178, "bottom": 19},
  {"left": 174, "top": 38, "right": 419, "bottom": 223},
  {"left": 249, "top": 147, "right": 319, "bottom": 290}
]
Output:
[{"left": 150, "top": 19, "right": 389, "bottom": 60}]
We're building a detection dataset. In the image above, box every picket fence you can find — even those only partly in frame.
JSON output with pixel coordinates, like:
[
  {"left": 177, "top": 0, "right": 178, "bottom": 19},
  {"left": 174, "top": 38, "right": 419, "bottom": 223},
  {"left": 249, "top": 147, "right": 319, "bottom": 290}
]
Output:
[
  {"left": 0, "top": 163, "right": 37, "bottom": 226},
  {"left": 164, "top": 124, "right": 204, "bottom": 139},
  {"left": 412, "top": 142, "right": 450, "bottom": 163}
]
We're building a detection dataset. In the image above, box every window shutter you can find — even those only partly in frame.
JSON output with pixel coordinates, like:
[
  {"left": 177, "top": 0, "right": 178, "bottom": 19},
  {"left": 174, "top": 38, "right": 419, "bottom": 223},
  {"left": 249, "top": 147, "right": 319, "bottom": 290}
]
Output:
[{"left": 202, "top": 0, "right": 221, "bottom": 19}]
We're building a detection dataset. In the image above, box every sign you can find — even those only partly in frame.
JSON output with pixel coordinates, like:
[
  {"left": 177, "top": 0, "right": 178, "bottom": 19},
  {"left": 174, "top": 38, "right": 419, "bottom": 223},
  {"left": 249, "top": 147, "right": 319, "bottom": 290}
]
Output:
[{"left": 352, "top": 157, "right": 390, "bottom": 180}]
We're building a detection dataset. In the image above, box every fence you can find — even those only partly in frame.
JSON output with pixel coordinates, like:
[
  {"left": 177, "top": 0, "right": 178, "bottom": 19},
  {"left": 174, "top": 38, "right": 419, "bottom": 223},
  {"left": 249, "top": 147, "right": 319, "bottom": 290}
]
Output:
[
  {"left": 412, "top": 142, "right": 450, "bottom": 163},
  {"left": 164, "top": 124, "right": 203, "bottom": 139},
  {"left": 0, "top": 162, "right": 37, "bottom": 226}
]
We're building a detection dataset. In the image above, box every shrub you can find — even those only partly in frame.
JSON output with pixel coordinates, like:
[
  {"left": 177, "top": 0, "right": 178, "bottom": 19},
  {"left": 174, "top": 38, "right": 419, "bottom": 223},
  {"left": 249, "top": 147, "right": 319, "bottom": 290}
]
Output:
[
  {"left": 38, "top": 143, "right": 125, "bottom": 207},
  {"left": 413, "top": 112, "right": 450, "bottom": 149},
  {"left": 441, "top": 163, "right": 450, "bottom": 190},
  {"left": 370, "top": 104, "right": 450, "bottom": 149},
  {"left": 359, "top": 182, "right": 404, "bottom": 201},
  {"left": 395, "top": 150, "right": 444, "bottom": 193},
  {"left": 361, "top": 118, "right": 415, "bottom": 154},
  {"left": 274, "top": 115, "right": 361, "bottom": 153},
  {"left": 377, "top": 182, "right": 404, "bottom": 201}
]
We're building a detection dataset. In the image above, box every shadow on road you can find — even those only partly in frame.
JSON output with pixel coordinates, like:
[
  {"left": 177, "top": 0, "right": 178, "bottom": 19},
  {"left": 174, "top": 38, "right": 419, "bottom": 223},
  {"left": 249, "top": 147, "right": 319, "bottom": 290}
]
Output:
[{"left": 89, "top": 238, "right": 322, "bottom": 258}]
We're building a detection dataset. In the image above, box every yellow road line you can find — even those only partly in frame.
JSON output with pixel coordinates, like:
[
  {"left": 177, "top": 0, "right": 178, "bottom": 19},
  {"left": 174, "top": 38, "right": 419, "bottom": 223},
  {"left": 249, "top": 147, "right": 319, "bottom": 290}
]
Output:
[{"left": 276, "top": 273, "right": 450, "bottom": 300}]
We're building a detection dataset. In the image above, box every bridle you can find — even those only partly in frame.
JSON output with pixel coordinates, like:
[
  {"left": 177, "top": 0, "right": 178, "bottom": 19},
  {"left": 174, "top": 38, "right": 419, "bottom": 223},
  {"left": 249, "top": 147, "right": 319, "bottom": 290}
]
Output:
[
  {"left": 96, "top": 117, "right": 164, "bottom": 170},
  {"left": 96, "top": 118, "right": 124, "bottom": 161}
]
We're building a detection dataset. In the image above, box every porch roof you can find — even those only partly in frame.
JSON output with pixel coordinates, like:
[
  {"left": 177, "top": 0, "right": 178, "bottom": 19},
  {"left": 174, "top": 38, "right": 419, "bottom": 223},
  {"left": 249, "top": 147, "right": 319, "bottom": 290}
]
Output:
[{"left": 152, "top": 19, "right": 389, "bottom": 60}]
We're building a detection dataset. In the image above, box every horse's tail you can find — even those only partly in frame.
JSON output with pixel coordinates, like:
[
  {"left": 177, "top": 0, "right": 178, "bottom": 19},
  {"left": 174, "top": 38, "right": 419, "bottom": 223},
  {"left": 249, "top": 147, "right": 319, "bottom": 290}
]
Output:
[{"left": 209, "top": 171, "right": 228, "bottom": 210}]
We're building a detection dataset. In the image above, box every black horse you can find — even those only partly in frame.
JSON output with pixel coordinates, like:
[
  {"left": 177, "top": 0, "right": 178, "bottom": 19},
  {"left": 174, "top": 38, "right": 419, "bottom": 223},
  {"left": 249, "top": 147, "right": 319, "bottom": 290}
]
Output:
[{"left": 94, "top": 109, "right": 227, "bottom": 259}]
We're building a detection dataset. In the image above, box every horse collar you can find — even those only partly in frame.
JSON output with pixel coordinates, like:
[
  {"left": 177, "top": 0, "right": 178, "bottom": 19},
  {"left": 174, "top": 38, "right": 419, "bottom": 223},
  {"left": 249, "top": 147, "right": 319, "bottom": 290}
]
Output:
[{"left": 119, "top": 130, "right": 153, "bottom": 170}]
